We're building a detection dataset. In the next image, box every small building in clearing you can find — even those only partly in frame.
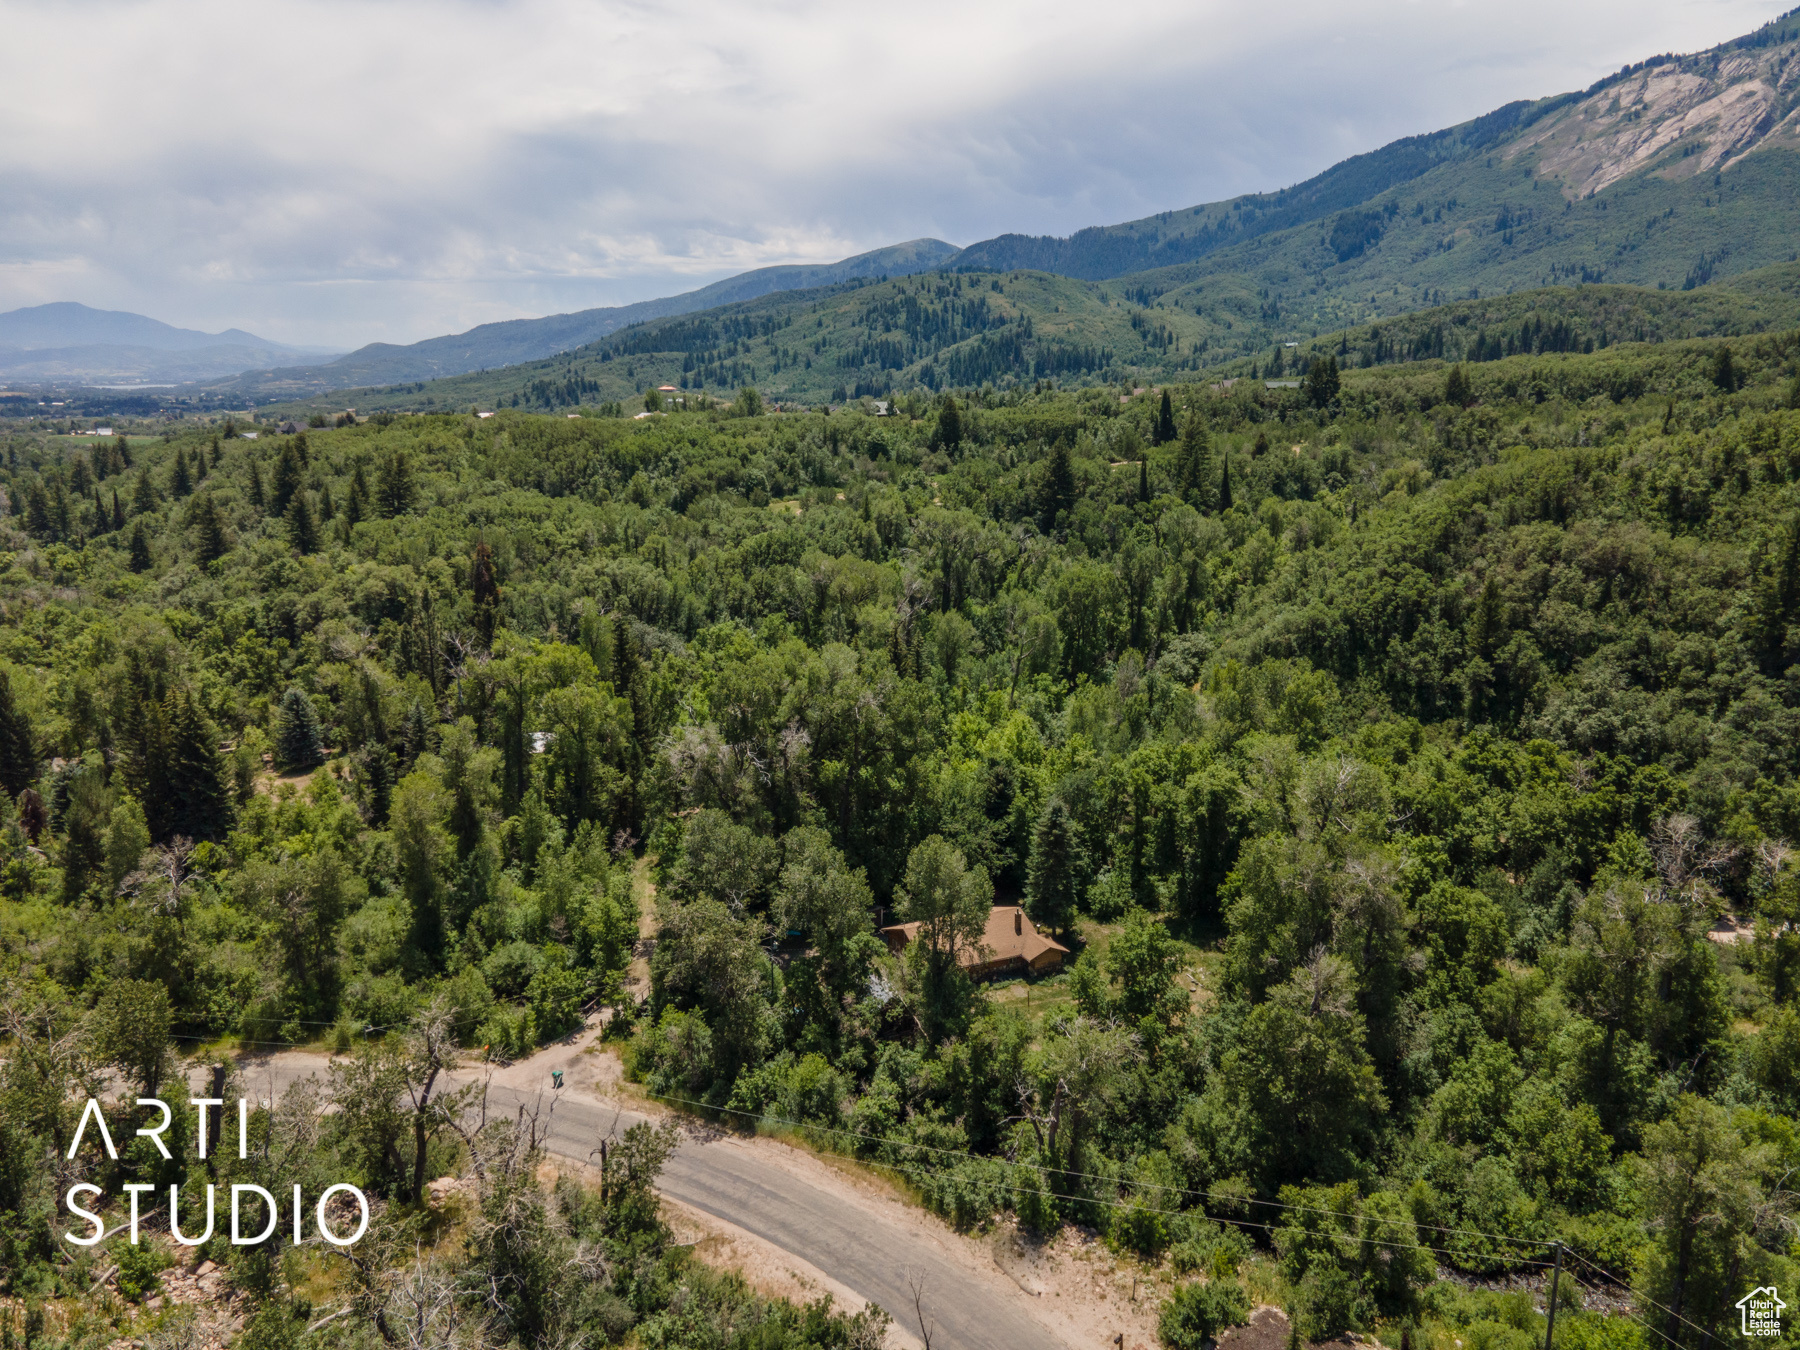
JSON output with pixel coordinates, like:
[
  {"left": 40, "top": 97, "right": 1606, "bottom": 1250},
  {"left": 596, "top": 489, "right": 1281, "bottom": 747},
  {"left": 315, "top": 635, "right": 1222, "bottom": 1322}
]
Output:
[{"left": 880, "top": 906, "right": 1068, "bottom": 981}]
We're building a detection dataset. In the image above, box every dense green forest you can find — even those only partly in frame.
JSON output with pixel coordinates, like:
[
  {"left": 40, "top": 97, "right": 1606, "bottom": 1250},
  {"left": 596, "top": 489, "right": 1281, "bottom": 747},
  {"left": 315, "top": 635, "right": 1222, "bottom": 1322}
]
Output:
[{"left": 2, "top": 329, "right": 1799, "bottom": 1350}]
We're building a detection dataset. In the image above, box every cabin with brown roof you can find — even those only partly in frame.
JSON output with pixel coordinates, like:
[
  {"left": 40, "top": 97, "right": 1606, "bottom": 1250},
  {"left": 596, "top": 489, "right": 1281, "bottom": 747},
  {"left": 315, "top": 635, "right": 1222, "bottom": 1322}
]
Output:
[{"left": 880, "top": 906, "right": 1069, "bottom": 981}]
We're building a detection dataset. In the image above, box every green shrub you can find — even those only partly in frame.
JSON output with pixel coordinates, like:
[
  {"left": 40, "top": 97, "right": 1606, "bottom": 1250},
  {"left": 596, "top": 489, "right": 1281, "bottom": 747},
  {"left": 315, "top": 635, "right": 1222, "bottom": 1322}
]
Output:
[
  {"left": 1159, "top": 1279, "right": 1251, "bottom": 1350},
  {"left": 115, "top": 1240, "right": 168, "bottom": 1301}
]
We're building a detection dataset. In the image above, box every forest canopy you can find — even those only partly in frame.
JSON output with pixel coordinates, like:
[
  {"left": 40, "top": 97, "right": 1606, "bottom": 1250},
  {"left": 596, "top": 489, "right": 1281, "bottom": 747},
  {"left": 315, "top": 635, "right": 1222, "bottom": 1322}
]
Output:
[{"left": 2, "top": 333, "right": 1799, "bottom": 1350}]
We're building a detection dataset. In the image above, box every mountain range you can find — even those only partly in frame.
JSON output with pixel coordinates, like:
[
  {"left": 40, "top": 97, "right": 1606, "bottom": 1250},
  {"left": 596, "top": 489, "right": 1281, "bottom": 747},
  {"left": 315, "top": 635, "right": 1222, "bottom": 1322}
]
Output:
[
  {"left": 242, "top": 10, "right": 1800, "bottom": 411},
  {"left": 0, "top": 302, "right": 339, "bottom": 385},
  {"left": 16, "top": 12, "right": 1800, "bottom": 402}
]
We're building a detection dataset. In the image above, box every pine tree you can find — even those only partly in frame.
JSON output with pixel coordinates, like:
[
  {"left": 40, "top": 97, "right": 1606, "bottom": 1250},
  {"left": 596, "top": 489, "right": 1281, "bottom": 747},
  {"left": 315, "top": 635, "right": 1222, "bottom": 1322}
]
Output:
[
  {"left": 271, "top": 443, "right": 301, "bottom": 515},
  {"left": 1445, "top": 363, "right": 1473, "bottom": 407},
  {"left": 1026, "top": 798, "right": 1086, "bottom": 937},
  {"left": 318, "top": 482, "right": 335, "bottom": 521},
  {"left": 1043, "top": 440, "right": 1076, "bottom": 528},
  {"left": 345, "top": 463, "right": 370, "bottom": 527},
  {"left": 1138, "top": 456, "right": 1149, "bottom": 504},
  {"left": 23, "top": 483, "right": 50, "bottom": 538},
  {"left": 114, "top": 434, "right": 133, "bottom": 468},
  {"left": 131, "top": 470, "right": 157, "bottom": 516},
  {"left": 1304, "top": 354, "right": 1341, "bottom": 408},
  {"left": 1219, "top": 455, "right": 1234, "bottom": 512},
  {"left": 275, "top": 687, "right": 326, "bottom": 770},
  {"left": 402, "top": 700, "right": 431, "bottom": 770},
  {"left": 247, "top": 459, "right": 266, "bottom": 510},
  {"left": 128, "top": 520, "right": 153, "bottom": 573},
  {"left": 111, "top": 490, "right": 124, "bottom": 532},
  {"left": 1712, "top": 344, "right": 1739, "bottom": 393},
  {"left": 1176, "top": 417, "right": 1213, "bottom": 509},
  {"left": 162, "top": 689, "right": 229, "bottom": 841},
  {"left": 293, "top": 430, "right": 310, "bottom": 465},
  {"left": 936, "top": 394, "right": 963, "bottom": 451},
  {"left": 358, "top": 743, "right": 394, "bottom": 826},
  {"left": 1755, "top": 513, "right": 1800, "bottom": 673},
  {"left": 171, "top": 447, "right": 193, "bottom": 497},
  {"left": 1154, "top": 388, "right": 1177, "bottom": 445},
  {"left": 193, "top": 495, "right": 229, "bottom": 565},
  {"left": 0, "top": 670, "right": 39, "bottom": 798},
  {"left": 471, "top": 540, "right": 502, "bottom": 645},
  {"left": 285, "top": 492, "right": 318, "bottom": 554},
  {"left": 378, "top": 450, "right": 416, "bottom": 517}
]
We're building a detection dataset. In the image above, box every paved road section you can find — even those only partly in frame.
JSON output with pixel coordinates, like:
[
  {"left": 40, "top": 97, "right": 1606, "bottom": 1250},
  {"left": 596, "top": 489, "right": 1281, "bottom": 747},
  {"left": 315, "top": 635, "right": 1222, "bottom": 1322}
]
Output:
[{"left": 231, "top": 1056, "right": 1069, "bottom": 1350}]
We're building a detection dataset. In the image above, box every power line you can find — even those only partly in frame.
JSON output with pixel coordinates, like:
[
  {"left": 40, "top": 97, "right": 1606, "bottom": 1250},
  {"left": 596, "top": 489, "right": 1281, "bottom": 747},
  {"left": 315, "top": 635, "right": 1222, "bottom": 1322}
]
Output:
[
  {"left": 636, "top": 1087, "right": 1560, "bottom": 1256},
  {"left": 1565, "top": 1248, "right": 1719, "bottom": 1349}
]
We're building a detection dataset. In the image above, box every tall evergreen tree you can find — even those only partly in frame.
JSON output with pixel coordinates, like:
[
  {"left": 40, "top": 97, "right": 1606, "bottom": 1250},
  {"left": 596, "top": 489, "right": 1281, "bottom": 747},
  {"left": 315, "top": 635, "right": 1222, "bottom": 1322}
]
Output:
[
  {"left": 193, "top": 495, "right": 229, "bottom": 565},
  {"left": 0, "top": 670, "right": 38, "bottom": 798},
  {"left": 275, "top": 687, "right": 326, "bottom": 770},
  {"left": 345, "top": 463, "right": 370, "bottom": 526},
  {"left": 1026, "top": 798, "right": 1086, "bottom": 937},
  {"left": 1712, "top": 344, "right": 1740, "bottom": 393},
  {"left": 110, "top": 489, "right": 125, "bottom": 532},
  {"left": 23, "top": 483, "right": 50, "bottom": 538},
  {"left": 247, "top": 459, "right": 266, "bottom": 511},
  {"left": 1219, "top": 454, "right": 1234, "bottom": 512},
  {"left": 170, "top": 447, "right": 193, "bottom": 497},
  {"left": 131, "top": 470, "right": 157, "bottom": 516},
  {"left": 378, "top": 450, "right": 417, "bottom": 517},
  {"left": 162, "top": 689, "right": 229, "bottom": 841},
  {"left": 402, "top": 699, "right": 431, "bottom": 770},
  {"left": 286, "top": 492, "right": 318, "bottom": 554},
  {"left": 318, "top": 482, "right": 335, "bottom": 522},
  {"left": 128, "top": 520, "right": 153, "bottom": 573},
  {"left": 271, "top": 443, "right": 302, "bottom": 515},
  {"left": 1043, "top": 441, "right": 1077, "bottom": 528},
  {"left": 471, "top": 540, "right": 502, "bottom": 645},
  {"left": 1154, "top": 388, "right": 1177, "bottom": 445},
  {"left": 1445, "top": 363, "right": 1473, "bottom": 408},
  {"left": 1138, "top": 456, "right": 1150, "bottom": 504},
  {"left": 1304, "top": 354, "right": 1341, "bottom": 408},
  {"left": 1176, "top": 417, "right": 1214, "bottom": 510},
  {"left": 113, "top": 434, "right": 132, "bottom": 468},
  {"left": 936, "top": 394, "right": 963, "bottom": 451}
]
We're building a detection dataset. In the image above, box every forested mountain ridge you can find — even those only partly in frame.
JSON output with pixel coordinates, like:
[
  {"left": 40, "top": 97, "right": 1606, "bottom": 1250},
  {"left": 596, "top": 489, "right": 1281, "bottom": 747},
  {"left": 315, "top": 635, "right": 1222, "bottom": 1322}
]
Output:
[
  {"left": 3, "top": 331, "right": 1800, "bottom": 1349},
  {"left": 215, "top": 13, "right": 1800, "bottom": 406},
  {"left": 256, "top": 261, "right": 1800, "bottom": 419},
  {"left": 217, "top": 239, "right": 958, "bottom": 397},
  {"left": 951, "top": 12, "right": 1800, "bottom": 300}
]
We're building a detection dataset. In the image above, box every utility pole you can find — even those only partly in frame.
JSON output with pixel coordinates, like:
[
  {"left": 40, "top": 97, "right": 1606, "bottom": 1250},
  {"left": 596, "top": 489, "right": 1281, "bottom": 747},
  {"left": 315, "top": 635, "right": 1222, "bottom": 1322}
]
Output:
[{"left": 1543, "top": 1242, "right": 1564, "bottom": 1350}]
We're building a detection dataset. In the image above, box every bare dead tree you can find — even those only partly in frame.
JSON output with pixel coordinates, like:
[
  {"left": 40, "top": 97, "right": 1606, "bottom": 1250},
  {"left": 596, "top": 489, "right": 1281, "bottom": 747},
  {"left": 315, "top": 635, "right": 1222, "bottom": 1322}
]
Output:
[{"left": 907, "top": 1269, "right": 937, "bottom": 1350}]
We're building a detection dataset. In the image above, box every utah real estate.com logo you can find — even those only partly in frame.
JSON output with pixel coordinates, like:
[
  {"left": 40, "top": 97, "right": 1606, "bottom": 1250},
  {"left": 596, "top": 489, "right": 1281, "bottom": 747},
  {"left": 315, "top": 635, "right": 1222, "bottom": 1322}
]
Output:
[{"left": 1736, "top": 1286, "right": 1785, "bottom": 1338}]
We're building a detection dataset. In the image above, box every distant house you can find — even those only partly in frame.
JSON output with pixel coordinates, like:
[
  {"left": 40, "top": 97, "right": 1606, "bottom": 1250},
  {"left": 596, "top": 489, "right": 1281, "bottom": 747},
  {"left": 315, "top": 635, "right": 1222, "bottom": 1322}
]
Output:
[
  {"left": 881, "top": 906, "right": 1068, "bottom": 981},
  {"left": 872, "top": 400, "right": 890, "bottom": 416},
  {"left": 277, "top": 420, "right": 303, "bottom": 434}
]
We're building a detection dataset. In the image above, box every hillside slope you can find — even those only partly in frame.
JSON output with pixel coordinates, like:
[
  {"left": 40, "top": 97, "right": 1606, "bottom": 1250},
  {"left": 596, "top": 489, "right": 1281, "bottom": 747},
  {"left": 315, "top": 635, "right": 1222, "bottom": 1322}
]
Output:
[
  {"left": 257, "top": 261, "right": 1800, "bottom": 420},
  {"left": 950, "top": 14, "right": 1800, "bottom": 299},
  {"left": 223, "top": 238, "right": 958, "bottom": 395}
]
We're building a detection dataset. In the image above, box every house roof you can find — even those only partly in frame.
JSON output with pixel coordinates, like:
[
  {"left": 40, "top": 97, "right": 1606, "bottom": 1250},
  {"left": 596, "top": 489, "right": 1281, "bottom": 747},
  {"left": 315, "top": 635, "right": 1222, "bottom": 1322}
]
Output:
[{"left": 882, "top": 906, "right": 1068, "bottom": 969}]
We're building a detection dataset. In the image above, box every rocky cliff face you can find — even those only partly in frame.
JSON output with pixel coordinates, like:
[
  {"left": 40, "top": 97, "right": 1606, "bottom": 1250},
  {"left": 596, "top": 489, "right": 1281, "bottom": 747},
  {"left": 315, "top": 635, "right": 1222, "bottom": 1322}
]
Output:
[{"left": 1515, "top": 43, "right": 1800, "bottom": 197}]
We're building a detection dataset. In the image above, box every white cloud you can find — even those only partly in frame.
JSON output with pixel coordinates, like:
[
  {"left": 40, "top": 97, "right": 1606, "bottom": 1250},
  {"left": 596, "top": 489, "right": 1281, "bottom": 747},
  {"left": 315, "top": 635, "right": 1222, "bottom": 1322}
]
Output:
[{"left": 0, "top": 0, "right": 1780, "bottom": 346}]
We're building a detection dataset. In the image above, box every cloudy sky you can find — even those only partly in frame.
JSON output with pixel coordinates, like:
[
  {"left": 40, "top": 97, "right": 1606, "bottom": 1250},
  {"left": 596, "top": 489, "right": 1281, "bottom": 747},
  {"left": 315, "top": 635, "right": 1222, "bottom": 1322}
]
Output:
[{"left": 0, "top": 0, "right": 1782, "bottom": 350}]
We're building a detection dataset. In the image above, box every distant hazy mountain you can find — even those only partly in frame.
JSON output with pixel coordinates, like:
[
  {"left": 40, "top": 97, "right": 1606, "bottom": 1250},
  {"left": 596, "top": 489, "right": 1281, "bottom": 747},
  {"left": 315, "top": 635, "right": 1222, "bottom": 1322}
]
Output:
[
  {"left": 0, "top": 302, "right": 339, "bottom": 384},
  {"left": 223, "top": 238, "right": 959, "bottom": 396}
]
